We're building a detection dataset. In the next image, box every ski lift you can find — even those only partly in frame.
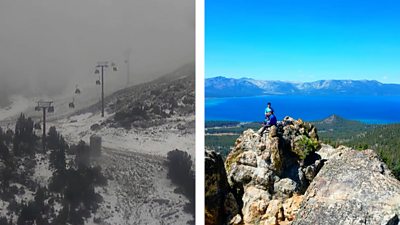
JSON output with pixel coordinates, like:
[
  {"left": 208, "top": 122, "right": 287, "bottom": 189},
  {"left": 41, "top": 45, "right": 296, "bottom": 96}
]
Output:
[
  {"left": 96, "top": 80, "right": 101, "bottom": 85},
  {"left": 69, "top": 98, "right": 75, "bottom": 109},
  {"left": 48, "top": 106, "right": 55, "bottom": 113},
  {"left": 35, "top": 106, "right": 41, "bottom": 111},
  {"left": 75, "top": 85, "right": 81, "bottom": 94},
  {"left": 95, "top": 69, "right": 100, "bottom": 74}
]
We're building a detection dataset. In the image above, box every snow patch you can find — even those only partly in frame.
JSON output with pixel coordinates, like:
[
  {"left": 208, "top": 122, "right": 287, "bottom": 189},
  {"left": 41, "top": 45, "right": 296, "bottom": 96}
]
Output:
[{"left": 33, "top": 153, "right": 53, "bottom": 187}]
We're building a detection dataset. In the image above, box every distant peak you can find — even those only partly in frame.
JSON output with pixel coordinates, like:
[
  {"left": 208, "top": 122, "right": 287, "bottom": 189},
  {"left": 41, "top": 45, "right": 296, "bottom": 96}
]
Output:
[
  {"left": 208, "top": 77, "right": 383, "bottom": 84},
  {"left": 205, "top": 77, "right": 400, "bottom": 98},
  {"left": 239, "top": 77, "right": 253, "bottom": 80},
  {"left": 322, "top": 114, "right": 343, "bottom": 124}
]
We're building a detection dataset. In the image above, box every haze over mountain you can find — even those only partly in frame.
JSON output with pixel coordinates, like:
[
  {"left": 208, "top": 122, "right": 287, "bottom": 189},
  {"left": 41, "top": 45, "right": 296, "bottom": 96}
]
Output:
[
  {"left": 0, "top": 0, "right": 194, "bottom": 107},
  {"left": 206, "top": 76, "right": 400, "bottom": 97}
]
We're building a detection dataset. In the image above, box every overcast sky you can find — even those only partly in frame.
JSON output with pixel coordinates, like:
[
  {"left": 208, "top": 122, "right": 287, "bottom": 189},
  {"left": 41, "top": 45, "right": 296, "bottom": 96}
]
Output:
[{"left": 0, "top": 0, "right": 194, "bottom": 101}]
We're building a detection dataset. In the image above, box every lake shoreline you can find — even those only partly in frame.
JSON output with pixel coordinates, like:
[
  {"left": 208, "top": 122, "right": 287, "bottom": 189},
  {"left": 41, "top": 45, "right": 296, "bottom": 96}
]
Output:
[{"left": 206, "top": 95, "right": 400, "bottom": 125}]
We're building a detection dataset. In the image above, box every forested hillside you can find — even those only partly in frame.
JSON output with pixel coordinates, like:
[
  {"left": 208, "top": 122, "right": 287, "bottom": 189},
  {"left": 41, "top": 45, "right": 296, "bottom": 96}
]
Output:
[
  {"left": 206, "top": 116, "right": 400, "bottom": 179},
  {"left": 315, "top": 116, "right": 400, "bottom": 178},
  {"left": 205, "top": 121, "right": 259, "bottom": 158},
  {"left": 0, "top": 114, "right": 106, "bottom": 225}
]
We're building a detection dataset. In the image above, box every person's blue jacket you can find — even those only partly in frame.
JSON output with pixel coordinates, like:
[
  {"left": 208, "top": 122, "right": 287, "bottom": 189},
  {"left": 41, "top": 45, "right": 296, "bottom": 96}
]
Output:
[{"left": 266, "top": 114, "right": 277, "bottom": 126}]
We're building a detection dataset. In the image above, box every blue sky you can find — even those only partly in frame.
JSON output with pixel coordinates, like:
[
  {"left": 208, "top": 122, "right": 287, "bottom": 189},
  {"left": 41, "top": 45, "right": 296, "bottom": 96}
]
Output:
[{"left": 205, "top": 0, "right": 400, "bottom": 83}]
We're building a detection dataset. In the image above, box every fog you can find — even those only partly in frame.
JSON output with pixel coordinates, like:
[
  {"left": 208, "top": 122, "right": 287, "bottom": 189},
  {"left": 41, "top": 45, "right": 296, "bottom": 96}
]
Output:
[{"left": 0, "top": 0, "right": 194, "bottom": 107}]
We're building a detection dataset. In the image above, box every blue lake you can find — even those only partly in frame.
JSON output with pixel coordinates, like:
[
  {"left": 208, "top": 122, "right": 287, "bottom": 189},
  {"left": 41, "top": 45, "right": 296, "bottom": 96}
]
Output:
[{"left": 205, "top": 95, "right": 400, "bottom": 124}]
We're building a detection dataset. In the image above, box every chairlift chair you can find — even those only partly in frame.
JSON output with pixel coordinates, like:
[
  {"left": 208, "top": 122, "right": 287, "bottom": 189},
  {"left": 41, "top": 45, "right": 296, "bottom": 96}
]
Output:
[
  {"left": 75, "top": 85, "right": 81, "bottom": 94},
  {"left": 69, "top": 97, "right": 75, "bottom": 109},
  {"left": 96, "top": 80, "right": 101, "bottom": 85},
  {"left": 111, "top": 62, "right": 117, "bottom": 71},
  {"left": 35, "top": 106, "right": 40, "bottom": 111},
  {"left": 95, "top": 69, "right": 100, "bottom": 74},
  {"left": 48, "top": 106, "right": 55, "bottom": 113}
]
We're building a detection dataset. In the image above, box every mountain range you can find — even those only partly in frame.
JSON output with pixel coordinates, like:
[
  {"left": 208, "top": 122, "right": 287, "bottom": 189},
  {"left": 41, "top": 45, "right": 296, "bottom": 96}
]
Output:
[{"left": 205, "top": 76, "right": 400, "bottom": 97}]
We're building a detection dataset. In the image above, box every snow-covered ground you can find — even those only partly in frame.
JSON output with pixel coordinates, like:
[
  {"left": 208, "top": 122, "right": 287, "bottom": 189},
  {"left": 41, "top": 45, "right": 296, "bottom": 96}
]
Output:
[
  {"left": 33, "top": 153, "right": 53, "bottom": 187},
  {"left": 49, "top": 111, "right": 195, "bottom": 224},
  {"left": 0, "top": 93, "right": 195, "bottom": 225},
  {"left": 0, "top": 200, "right": 10, "bottom": 218},
  {"left": 0, "top": 152, "right": 54, "bottom": 224},
  {"left": 85, "top": 148, "right": 192, "bottom": 225},
  {"left": 49, "top": 112, "right": 195, "bottom": 157}
]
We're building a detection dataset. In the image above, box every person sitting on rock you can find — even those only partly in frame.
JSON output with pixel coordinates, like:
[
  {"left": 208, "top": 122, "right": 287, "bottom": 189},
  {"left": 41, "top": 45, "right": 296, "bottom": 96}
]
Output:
[{"left": 259, "top": 111, "right": 277, "bottom": 135}]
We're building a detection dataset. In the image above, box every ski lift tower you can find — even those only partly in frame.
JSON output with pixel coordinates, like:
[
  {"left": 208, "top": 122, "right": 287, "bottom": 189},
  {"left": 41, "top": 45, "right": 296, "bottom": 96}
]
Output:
[
  {"left": 95, "top": 61, "right": 117, "bottom": 117},
  {"left": 35, "top": 100, "right": 54, "bottom": 150},
  {"left": 125, "top": 48, "right": 132, "bottom": 87}
]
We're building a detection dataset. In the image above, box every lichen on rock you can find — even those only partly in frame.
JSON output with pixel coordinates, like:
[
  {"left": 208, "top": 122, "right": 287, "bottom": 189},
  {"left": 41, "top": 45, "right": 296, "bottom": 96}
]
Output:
[{"left": 293, "top": 149, "right": 400, "bottom": 225}]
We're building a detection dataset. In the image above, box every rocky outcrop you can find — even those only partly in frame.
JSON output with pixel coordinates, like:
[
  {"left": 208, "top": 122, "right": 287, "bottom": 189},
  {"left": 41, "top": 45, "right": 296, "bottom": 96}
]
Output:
[
  {"left": 224, "top": 117, "right": 322, "bottom": 225},
  {"left": 206, "top": 116, "right": 400, "bottom": 225},
  {"left": 205, "top": 150, "right": 240, "bottom": 225},
  {"left": 293, "top": 147, "right": 400, "bottom": 225},
  {"left": 111, "top": 68, "right": 194, "bottom": 129}
]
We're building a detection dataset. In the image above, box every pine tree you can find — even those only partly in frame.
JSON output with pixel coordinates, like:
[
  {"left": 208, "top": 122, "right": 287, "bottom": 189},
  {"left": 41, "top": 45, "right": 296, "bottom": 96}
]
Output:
[
  {"left": 74, "top": 141, "right": 90, "bottom": 169},
  {"left": 13, "top": 114, "right": 36, "bottom": 156}
]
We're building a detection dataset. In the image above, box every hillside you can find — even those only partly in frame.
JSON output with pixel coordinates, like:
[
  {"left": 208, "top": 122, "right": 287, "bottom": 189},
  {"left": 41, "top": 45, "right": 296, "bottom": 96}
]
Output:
[
  {"left": 0, "top": 64, "right": 196, "bottom": 225},
  {"left": 205, "top": 77, "right": 265, "bottom": 97},
  {"left": 205, "top": 76, "right": 400, "bottom": 97},
  {"left": 205, "top": 121, "right": 259, "bottom": 158},
  {"left": 311, "top": 114, "right": 374, "bottom": 141},
  {"left": 50, "top": 65, "right": 196, "bottom": 223},
  {"left": 0, "top": 115, "right": 107, "bottom": 225},
  {"left": 314, "top": 115, "right": 400, "bottom": 178},
  {"left": 44, "top": 63, "right": 195, "bottom": 156},
  {"left": 206, "top": 115, "right": 400, "bottom": 179},
  {"left": 0, "top": 64, "right": 195, "bottom": 126},
  {"left": 111, "top": 70, "right": 194, "bottom": 130}
]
